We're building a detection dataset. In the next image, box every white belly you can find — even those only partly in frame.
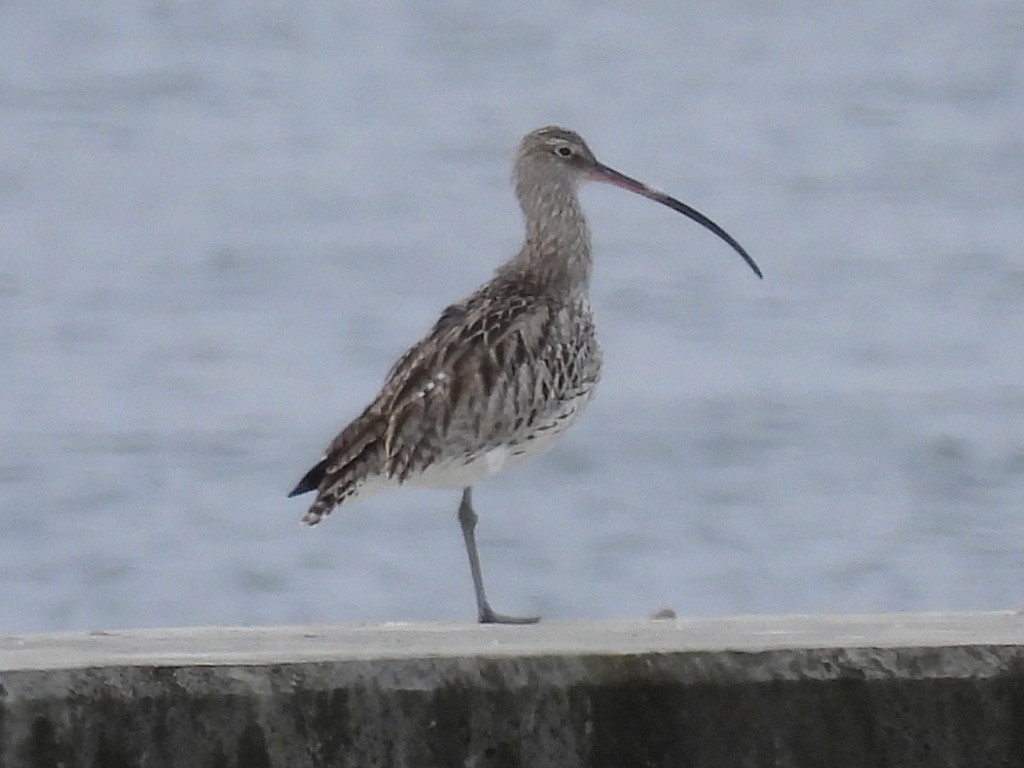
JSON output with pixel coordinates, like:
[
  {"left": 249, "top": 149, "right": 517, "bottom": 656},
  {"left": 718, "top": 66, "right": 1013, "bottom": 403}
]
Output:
[{"left": 405, "top": 392, "right": 592, "bottom": 490}]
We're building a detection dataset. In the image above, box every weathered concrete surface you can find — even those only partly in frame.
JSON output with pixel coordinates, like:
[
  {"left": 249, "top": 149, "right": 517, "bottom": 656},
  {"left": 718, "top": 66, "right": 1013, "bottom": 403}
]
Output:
[{"left": 2, "top": 612, "right": 1024, "bottom": 767}]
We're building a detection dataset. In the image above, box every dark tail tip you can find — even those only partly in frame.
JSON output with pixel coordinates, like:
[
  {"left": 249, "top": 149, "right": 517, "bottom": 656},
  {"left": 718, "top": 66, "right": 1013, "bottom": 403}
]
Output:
[{"left": 288, "top": 456, "right": 330, "bottom": 497}]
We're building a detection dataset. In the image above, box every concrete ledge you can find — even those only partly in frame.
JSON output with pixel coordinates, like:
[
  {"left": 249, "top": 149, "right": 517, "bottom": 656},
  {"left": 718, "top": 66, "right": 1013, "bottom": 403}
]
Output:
[{"left": 2, "top": 612, "right": 1024, "bottom": 767}]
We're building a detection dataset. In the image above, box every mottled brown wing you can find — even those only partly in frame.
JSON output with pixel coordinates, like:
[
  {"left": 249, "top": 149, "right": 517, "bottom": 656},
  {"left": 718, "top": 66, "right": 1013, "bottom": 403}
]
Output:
[
  {"left": 292, "top": 278, "right": 554, "bottom": 520},
  {"left": 374, "top": 281, "right": 555, "bottom": 482}
]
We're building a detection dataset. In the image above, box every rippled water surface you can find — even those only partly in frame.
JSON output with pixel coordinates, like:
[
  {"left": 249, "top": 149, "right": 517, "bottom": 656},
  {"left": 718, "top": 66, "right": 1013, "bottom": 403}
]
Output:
[{"left": 2, "top": 0, "right": 1023, "bottom": 632}]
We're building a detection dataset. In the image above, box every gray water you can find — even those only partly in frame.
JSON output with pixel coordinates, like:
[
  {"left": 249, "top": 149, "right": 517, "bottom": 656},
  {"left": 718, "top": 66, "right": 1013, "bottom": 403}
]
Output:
[{"left": 2, "top": 0, "right": 1023, "bottom": 633}]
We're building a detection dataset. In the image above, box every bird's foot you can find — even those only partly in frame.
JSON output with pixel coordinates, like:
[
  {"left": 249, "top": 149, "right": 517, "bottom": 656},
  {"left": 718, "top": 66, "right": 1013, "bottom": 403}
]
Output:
[{"left": 478, "top": 606, "right": 540, "bottom": 625}]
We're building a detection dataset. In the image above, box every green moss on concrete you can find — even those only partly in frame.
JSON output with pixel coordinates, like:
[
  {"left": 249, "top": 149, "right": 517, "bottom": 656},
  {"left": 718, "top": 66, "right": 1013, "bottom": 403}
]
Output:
[
  {"left": 289, "top": 687, "right": 353, "bottom": 764},
  {"left": 4, "top": 627, "right": 1024, "bottom": 768},
  {"left": 235, "top": 723, "right": 271, "bottom": 768},
  {"left": 21, "top": 716, "right": 68, "bottom": 768}
]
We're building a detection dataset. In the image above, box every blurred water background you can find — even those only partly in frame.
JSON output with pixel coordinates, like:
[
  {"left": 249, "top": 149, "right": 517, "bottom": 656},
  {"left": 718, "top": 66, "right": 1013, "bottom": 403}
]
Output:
[{"left": 1, "top": 0, "right": 1023, "bottom": 633}]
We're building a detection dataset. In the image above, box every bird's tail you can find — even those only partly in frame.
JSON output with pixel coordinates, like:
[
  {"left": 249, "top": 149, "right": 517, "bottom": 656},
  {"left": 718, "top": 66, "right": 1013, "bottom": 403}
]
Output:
[
  {"left": 288, "top": 457, "right": 329, "bottom": 498},
  {"left": 289, "top": 411, "right": 389, "bottom": 526}
]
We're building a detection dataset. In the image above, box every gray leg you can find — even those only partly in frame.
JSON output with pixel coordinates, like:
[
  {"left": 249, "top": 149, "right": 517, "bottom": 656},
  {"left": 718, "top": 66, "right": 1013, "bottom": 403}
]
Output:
[{"left": 457, "top": 486, "right": 540, "bottom": 625}]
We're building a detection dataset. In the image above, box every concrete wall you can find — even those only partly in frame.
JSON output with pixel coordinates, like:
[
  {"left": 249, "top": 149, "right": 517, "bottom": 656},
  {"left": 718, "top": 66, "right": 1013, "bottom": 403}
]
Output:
[{"left": 2, "top": 612, "right": 1024, "bottom": 768}]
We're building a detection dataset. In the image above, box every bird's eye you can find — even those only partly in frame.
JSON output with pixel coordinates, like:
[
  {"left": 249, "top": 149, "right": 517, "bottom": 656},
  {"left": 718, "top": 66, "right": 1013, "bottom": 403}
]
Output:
[{"left": 556, "top": 145, "right": 573, "bottom": 157}]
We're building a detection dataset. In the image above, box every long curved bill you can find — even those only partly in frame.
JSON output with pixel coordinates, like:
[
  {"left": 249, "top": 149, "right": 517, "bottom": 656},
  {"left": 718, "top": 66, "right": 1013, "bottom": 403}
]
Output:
[{"left": 588, "top": 162, "right": 762, "bottom": 279}]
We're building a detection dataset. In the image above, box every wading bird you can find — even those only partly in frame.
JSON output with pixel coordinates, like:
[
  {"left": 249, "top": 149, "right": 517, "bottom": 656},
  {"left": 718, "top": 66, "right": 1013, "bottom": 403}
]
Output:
[{"left": 290, "top": 126, "right": 761, "bottom": 623}]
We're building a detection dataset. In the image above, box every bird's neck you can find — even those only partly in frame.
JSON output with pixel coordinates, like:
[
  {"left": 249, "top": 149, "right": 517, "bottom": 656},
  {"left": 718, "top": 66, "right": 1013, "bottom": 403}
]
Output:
[{"left": 509, "top": 177, "right": 593, "bottom": 293}]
